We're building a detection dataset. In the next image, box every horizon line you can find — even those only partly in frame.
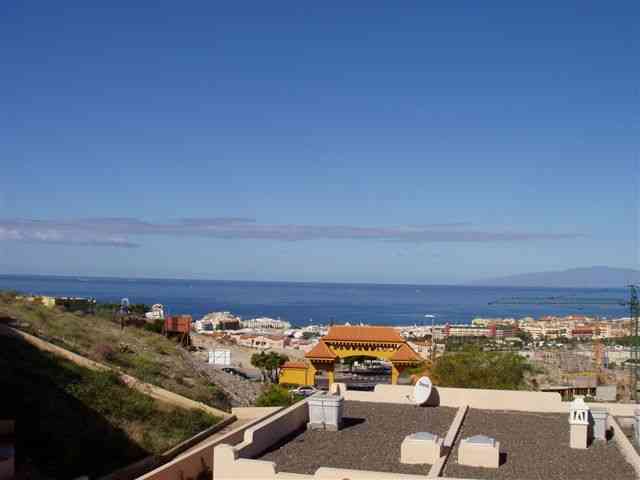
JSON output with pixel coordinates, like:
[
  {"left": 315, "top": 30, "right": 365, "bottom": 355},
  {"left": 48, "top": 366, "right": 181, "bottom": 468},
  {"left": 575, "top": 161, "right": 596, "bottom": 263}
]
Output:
[{"left": 0, "top": 270, "right": 633, "bottom": 290}]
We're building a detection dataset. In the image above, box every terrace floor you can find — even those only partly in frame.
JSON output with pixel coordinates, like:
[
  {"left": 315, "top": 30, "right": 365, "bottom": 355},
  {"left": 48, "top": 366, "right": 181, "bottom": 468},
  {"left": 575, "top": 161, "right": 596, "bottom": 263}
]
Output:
[
  {"left": 258, "top": 401, "right": 457, "bottom": 475},
  {"left": 444, "top": 409, "right": 635, "bottom": 480}
]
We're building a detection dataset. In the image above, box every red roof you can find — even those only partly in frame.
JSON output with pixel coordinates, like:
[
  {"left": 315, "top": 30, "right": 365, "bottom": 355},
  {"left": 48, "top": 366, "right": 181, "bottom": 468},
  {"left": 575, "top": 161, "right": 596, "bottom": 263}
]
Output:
[
  {"left": 282, "top": 361, "right": 308, "bottom": 369},
  {"left": 323, "top": 325, "right": 404, "bottom": 343},
  {"left": 390, "top": 343, "right": 421, "bottom": 362},
  {"left": 305, "top": 341, "right": 337, "bottom": 359}
]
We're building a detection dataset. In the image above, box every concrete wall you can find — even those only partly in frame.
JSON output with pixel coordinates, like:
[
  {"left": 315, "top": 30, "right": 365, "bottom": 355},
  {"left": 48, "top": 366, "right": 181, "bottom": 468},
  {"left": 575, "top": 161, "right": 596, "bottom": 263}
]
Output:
[
  {"left": 346, "top": 383, "right": 640, "bottom": 417},
  {"left": 609, "top": 416, "right": 640, "bottom": 479},
  {"left": 212, "top": 401, "right": 310, "bottom": 480},
  {"left": 137, "top": 408, "right": 282, "bottom": 480},
  {"left": 232, "top": 407, "right": 282, "bottom": 420},
  {"left": 344, "top": 384, "right": 568, "bottom": 412},
  {"left": 235, "top": 400, "right": 310, "bottom": 459},
  {"left": 315, "top": 467, "right": 429, "bottom": 479}
]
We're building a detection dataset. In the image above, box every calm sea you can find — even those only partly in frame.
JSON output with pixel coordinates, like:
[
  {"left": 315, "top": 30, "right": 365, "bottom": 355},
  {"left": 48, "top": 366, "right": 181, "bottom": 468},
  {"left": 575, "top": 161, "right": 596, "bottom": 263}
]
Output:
[{"left": 0, "top": 274, "right": 630, "bottom": 327}]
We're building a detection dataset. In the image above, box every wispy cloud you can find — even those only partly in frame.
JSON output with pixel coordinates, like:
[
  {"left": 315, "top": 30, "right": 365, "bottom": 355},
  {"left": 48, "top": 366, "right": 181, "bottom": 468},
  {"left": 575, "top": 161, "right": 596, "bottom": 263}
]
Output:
[
  {"left": 0, "top": 222, "right": 139, "bottom": 248},
  {"left": 0, "top": 218, "right": 585, "bottom": 248}
]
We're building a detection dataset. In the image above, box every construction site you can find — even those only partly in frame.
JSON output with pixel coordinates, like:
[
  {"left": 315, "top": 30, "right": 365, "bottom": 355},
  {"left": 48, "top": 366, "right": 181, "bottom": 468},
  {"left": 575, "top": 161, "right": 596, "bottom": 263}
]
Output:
[{"left": 496, "top": 286, "right": 640, "bottom": 402}]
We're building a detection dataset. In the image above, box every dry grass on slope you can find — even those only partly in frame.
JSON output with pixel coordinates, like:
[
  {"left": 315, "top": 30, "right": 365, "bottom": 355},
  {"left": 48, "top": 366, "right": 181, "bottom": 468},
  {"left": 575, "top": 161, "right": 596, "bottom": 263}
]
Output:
[{"left": 0, "top": 292, "right": 231, "bottom": 411}]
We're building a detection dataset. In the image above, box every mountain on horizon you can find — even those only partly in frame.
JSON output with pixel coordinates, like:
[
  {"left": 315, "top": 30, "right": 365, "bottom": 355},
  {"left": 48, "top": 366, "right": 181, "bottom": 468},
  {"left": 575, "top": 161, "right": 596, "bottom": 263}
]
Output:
[{"left": 469, "top": 266, "right": 640, "bottom": 288}]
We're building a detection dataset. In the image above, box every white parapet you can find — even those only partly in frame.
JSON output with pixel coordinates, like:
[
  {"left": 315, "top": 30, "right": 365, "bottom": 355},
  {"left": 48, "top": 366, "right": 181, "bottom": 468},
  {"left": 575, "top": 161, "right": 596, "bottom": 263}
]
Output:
[
  {"left": 400, "top": 432, "right": 443, "bottom": 465},
  {"left": 214, "top": 444, "right": 277, "bottom": 480},
  {"left": 458, "top": 435, "right": 500, "bottom": 469}
]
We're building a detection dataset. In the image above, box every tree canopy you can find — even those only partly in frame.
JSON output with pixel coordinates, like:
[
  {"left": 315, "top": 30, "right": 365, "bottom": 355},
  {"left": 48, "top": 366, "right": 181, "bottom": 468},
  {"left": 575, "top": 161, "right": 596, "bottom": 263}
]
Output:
[
  {"left": 431, "top": 346, "right": 532, "bottom": 390},
  {"left": 250, "top": 351, "right": 289, "bottom": 383}
]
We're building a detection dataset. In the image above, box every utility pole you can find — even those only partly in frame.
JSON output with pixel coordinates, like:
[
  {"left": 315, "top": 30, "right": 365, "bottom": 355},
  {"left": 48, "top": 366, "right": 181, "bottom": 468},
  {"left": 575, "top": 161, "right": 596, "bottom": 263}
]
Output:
[
  {"left": 425, "top": 314, "right": 436, "bottom": 362},
  {"left": 630, "top": 285, "right": 639, "bottom": 401}
]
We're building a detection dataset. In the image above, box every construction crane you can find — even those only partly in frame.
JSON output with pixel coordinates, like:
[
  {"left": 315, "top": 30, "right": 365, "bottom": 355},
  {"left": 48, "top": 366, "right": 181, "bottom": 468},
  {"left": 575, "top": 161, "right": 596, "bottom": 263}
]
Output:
[{"left": 490, "top": 285, "right": 640, "bottom": 401}]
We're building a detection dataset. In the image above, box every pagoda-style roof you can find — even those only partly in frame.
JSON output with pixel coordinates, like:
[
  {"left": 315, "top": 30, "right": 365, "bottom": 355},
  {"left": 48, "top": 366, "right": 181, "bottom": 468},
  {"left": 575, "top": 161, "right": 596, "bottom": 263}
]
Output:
[
  {"left": 305, "top": 341, "right": 337, "bottom": 360},
  {"left": 390, "top": 343, "right": 421, "bottom": 362},
  {"left": 323, "top": 325, "right": 404, "bottom": 343}
]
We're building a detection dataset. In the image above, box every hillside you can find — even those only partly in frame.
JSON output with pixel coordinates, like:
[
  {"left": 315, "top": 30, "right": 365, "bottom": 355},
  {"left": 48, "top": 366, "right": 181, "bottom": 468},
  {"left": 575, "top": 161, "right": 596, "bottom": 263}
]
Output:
[
  {"left": 1, "top": 333, "right": 219, "bottom": 479},
  {"left": 0, "top": 291, "right": 233, "bottom": 411},
  {"left": 470, "top": 266, "right": 640, "bottom": 288}
]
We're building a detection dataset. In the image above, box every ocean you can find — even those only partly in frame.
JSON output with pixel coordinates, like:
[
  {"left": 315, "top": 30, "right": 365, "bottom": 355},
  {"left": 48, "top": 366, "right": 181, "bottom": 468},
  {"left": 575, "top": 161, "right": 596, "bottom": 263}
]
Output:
[{"left": 0, "top": 274, "right": 631, "bottom": 327}]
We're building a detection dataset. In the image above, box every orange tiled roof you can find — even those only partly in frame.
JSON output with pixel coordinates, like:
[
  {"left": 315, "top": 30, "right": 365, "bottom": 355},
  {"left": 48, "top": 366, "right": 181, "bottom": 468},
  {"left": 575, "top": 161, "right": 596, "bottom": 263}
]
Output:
[
  {"left": 390, "top": 343, "right": 421, "bottom": 362},
  {"left": 282, "top": 361, "right": 309, "bottom": 369},
  {"left": 305, "top": 341, "right": 337, "bottom": 359},
  {"left": 323, "top": 325, "right": 404, "bottom": 343}
]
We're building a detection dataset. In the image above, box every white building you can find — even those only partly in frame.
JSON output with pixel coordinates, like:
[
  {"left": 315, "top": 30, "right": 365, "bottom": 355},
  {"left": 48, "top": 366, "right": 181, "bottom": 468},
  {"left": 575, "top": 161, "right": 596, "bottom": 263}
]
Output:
[{"left": 241, "top": 317, "right": 291, "bottom": 330}]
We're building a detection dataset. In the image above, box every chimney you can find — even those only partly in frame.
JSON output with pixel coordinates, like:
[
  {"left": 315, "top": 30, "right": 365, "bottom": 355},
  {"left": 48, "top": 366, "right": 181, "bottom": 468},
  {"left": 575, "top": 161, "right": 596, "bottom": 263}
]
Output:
[{"left": 569, "top": 396, "right": 590, "bottom": 449}]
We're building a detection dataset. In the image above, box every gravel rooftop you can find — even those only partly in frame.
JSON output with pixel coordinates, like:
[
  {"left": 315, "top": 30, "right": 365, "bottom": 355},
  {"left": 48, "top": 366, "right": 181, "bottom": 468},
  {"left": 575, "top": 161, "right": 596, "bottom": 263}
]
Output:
[
  {"left": 258, "top": 401, "right": 457, "bottom": 475},
  {"left": 444, "top": 409, "right": 635, "bottom": 480}
]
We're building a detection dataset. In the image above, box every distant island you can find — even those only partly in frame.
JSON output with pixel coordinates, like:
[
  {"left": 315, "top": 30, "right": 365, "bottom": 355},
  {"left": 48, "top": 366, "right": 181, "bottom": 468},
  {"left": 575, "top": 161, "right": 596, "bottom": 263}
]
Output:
[{"left": 469, "top": 266, "right": 640, "bottom": 288}]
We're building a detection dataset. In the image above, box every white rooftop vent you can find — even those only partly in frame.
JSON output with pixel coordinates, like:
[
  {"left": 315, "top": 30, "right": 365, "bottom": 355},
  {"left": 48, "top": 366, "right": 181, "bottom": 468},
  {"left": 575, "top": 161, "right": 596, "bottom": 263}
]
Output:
[{"left": 466, "top": 435, "right": 497, "bottom": 447}]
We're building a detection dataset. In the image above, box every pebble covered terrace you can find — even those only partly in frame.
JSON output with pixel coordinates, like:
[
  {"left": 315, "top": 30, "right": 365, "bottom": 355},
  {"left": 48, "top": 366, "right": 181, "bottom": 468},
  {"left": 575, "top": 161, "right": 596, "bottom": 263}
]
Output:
[
  {"left": 445, "top": 409, "right": 634, "bottom": 479},
  {"left": 259, "top": 402, "right": 457, "bottom": 475},
  {"left": 258, "top": 401, "right": 636, "bottom": 479}
]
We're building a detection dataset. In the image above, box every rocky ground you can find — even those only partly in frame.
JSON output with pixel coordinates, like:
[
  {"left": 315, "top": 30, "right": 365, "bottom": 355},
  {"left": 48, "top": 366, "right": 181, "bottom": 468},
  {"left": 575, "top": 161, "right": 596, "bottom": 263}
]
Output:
[
  {"left": 188, "top": 333, "right": 307, "bottom": 407},
  {"left": 181, "top": 349, "right": 264, "bottom": 407},
  {"left": 191, "top": 333, "right": 305, "bottom": 368}
]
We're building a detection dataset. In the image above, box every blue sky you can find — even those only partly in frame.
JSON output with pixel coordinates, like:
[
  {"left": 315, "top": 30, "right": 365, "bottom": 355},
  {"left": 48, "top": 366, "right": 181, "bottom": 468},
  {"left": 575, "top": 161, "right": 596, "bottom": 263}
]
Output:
[{"left": 1, "top": 1, "right": 638, "bottom": 284}]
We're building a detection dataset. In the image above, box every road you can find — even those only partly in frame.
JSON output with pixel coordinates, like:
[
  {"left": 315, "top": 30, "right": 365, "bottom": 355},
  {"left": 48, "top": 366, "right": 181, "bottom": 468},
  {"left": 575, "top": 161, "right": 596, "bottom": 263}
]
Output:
[{"left": 316, "top": 370, "right": 392, "bottom": 390}]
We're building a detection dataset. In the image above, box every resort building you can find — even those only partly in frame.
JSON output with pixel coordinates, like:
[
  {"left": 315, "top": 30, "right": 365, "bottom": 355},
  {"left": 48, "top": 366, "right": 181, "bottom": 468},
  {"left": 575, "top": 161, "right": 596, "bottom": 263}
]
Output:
[
  {"left": 197, "top": 312, "right": 242, "bottom": 331},
  {"left": 279, "top": 325, "right": 421, "bottom": 386},
  {"left": 235, "top": 334, "right": 288, "bottom": 350},
  {"left": 443, "top": 323, "right": 516, "bottom": 339},
  {"left": 241, "top": 317, "right": 292, "bottom": 330}
]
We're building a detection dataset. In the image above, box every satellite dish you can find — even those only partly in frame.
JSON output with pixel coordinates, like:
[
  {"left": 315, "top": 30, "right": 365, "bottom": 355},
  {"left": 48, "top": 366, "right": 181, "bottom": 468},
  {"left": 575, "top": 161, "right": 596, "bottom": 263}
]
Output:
[{"left": 413, "top": 376, "right": 432, "bottom": 405}]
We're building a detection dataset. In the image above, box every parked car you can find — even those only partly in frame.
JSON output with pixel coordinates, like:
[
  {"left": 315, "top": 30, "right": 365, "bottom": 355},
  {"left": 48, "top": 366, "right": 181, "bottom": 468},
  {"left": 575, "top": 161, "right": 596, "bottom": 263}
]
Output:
[
  {"left": 292, "top": 386, "right": 318, "bottom": 397},
  {"left": 221, "top": 367, "right": 251, "bottom": 380}
]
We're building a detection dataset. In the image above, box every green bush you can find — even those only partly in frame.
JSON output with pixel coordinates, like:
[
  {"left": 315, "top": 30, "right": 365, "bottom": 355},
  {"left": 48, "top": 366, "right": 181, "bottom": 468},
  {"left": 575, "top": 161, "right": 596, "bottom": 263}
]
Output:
[
  {"left": 255, "top": 385, "right": 301, "bottom": 407},
  {"left": 143, "top": 319, "right": 164, "bottom": 333},
  {"left": 432, "top": 346, "right": 532, "bottom": 390}
]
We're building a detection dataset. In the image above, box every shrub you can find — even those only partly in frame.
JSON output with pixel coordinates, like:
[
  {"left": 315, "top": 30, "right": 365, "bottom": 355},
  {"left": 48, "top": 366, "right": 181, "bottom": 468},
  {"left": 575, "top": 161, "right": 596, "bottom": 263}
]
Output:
[
  {"left": 143, "top": 320, "right": 164, "bottom": 334},
  {"left": 432, "top": 346, "right": 532, "bottom": 390},
  {"left": 255, "top": 385, "right": 300, "bottom": 407},
  {"left": 129, "top": 355, "right": 164, "bottom": 383},
  {"left": 93, "top": 343, "right": 116, "bottom": 362}
]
